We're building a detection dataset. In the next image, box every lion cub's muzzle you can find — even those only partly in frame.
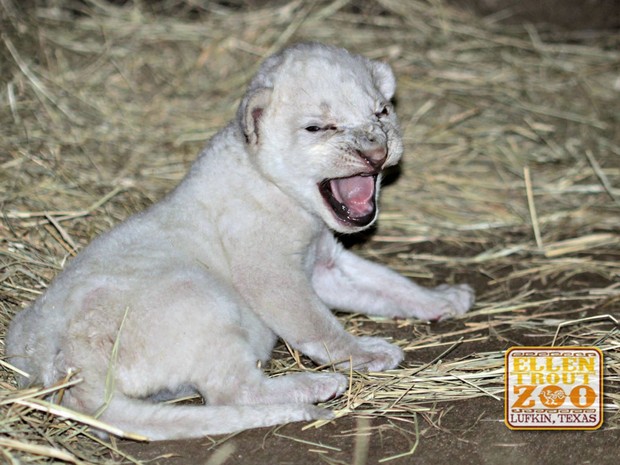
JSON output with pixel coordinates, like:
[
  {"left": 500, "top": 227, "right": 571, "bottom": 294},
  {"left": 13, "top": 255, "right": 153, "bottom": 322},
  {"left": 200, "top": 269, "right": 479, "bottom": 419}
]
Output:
[{"left": 319, "top": 134, "right": 389, "bottom": 229}]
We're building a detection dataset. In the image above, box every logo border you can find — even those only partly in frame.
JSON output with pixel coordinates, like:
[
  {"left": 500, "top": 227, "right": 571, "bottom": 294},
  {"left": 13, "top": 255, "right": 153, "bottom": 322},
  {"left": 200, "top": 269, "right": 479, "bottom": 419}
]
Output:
[{"left": 504, "top": 346, "right": 604, "bottom": 431}]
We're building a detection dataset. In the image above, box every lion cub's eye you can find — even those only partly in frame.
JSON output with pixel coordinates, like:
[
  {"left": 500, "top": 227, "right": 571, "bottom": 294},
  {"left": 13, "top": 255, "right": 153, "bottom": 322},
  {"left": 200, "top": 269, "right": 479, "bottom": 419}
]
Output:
[{"left": 305, "top": 125, "right": 337, "bottom": 133}]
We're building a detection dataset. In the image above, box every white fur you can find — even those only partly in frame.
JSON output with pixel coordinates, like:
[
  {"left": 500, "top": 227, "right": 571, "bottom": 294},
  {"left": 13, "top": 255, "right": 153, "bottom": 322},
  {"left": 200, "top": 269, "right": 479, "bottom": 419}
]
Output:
[{"left": 6, "top": 43, "right": 474, "bottom": 441}]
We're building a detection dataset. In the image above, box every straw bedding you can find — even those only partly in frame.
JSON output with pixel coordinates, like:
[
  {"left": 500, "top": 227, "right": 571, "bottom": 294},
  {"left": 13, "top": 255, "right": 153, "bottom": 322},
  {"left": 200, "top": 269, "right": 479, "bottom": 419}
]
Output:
[{"left": 0, "top": 0, "right": 618, "bottom": 462}]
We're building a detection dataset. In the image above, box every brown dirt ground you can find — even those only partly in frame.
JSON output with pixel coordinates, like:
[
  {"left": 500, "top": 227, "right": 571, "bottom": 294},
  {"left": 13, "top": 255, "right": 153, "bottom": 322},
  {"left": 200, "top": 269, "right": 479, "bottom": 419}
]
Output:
[{"left": 121, "top": 402, "right": 620, "bottom": 465}]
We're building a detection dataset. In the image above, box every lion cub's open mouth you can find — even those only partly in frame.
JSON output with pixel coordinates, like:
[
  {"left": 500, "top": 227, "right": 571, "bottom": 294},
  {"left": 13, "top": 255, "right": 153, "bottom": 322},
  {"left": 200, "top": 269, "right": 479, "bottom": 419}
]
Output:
[{"left": 319, "top": 174, "right": 377, "bottom": 227}]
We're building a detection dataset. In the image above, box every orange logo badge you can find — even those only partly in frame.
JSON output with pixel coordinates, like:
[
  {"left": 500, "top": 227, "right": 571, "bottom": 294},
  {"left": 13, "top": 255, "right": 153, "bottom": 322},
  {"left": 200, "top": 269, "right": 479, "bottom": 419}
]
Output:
[{"left": 505, "top": 347, "right": 603, "bottom": 430}]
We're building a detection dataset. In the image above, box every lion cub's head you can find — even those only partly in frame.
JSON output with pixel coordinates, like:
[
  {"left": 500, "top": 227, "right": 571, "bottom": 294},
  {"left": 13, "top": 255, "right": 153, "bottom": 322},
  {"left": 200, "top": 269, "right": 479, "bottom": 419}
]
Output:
[{"left": 238, "top": 43, "right": 403, "bottom": 234}]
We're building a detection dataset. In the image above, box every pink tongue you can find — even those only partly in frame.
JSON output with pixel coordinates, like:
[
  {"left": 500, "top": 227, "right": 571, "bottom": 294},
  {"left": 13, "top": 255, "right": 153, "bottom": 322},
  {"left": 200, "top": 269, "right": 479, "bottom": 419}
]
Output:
[{"left": 330, "top": 176, "right": 375, "bottom": 217}]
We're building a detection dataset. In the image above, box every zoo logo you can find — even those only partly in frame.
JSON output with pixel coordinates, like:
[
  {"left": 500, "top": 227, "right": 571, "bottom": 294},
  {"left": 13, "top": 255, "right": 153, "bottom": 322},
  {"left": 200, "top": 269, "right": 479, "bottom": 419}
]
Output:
[{"left": 505, "top": 347, "right": 603, "bottom": 430}]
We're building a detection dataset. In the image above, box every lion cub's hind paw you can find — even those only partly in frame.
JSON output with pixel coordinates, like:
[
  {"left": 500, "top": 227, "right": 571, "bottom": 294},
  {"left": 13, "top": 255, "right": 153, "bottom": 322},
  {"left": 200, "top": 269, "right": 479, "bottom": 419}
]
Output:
[
  {"left": 279, "top": 372, "right": 348, "bottom": 404},
  {"left": 346, "top": 336, "right": 404, "bottom": 372},
  {"left": 307, "top": 372, "right": 349, "bottom": 402}
]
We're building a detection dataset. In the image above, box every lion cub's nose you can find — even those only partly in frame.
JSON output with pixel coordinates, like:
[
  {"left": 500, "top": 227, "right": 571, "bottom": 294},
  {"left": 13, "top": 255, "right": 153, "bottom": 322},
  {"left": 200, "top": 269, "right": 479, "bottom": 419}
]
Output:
[{"left": 359, "top": 145, "right": 388, "bottom": 169}]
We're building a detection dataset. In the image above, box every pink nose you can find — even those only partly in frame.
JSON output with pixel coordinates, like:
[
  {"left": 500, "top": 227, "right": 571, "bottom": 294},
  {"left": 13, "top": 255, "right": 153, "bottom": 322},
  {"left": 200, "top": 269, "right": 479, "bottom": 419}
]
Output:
[{"left": 359, "top": 146, "right": 387, "bottom": 169}]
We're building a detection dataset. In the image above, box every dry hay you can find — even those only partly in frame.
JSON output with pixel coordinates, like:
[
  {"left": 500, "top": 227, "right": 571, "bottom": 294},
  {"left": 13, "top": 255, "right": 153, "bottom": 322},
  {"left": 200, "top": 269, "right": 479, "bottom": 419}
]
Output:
[{"left": 1, "top": 0, "right": 619, "bottom": 463}]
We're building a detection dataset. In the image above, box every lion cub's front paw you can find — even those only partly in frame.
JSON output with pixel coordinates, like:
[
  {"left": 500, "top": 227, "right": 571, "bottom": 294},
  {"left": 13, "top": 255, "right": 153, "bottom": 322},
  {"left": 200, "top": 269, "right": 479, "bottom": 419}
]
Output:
[
  {"left": 343, "top": 336, "right": 404, "bottom": 372},
  {"left": 430, "top": 283, "right": 475, "bottom": 321}
]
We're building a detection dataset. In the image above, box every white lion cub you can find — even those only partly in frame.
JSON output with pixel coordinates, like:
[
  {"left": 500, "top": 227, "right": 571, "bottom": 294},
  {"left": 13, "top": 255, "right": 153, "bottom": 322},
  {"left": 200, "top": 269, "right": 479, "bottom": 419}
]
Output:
[{"left": 6, "top": 43, "right": 474, "bottom": 440}]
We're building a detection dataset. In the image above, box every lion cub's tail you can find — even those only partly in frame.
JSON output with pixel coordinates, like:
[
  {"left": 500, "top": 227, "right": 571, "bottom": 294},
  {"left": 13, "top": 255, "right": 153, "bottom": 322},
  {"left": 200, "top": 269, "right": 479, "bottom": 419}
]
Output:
[{"left": 98, "top": 396, "right": 330, "bottom": 441}]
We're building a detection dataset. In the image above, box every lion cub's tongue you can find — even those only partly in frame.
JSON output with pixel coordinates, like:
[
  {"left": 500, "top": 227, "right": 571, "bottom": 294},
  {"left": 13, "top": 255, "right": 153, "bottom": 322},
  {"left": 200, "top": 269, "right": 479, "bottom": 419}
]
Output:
[{"left": 330, "top": 176, "right": 375, "bottom": 217}]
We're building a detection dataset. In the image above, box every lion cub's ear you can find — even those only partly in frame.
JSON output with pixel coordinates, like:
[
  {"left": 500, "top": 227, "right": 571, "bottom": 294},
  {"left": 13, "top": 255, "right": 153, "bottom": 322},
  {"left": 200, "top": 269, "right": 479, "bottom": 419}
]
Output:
[
  {"left": 370, "top": 60, "right": 396, "bottom": 101},
  {"left": 239, "top": 87, "right": 273, "bottom": 150}
]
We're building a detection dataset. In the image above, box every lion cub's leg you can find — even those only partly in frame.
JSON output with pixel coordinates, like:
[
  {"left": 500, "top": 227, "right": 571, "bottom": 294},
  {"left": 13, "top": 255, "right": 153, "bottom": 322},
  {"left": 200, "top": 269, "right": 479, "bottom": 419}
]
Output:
[
  {"left": 313, "top": 233, "right": 475, "bottom": 321},
  {"left": 113, "top": 271, "right": 347, "bottom": 408},
  {"left": 206, "top": 370, "right": 348, "bottom": 406},
  {"left": 59, "top": 271, "right": 347, "bottom": 439}
]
